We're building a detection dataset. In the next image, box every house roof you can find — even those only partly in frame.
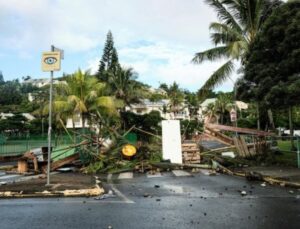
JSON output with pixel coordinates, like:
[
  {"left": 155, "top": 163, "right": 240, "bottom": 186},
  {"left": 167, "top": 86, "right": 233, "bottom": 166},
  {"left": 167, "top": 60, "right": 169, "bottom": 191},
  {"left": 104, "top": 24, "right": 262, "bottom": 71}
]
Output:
[
  {"left": 130, "top": 99, "right": 170, "bottom": 108},
  {"left": 200, "top": 98, "right": 217, "bottom": 108}
]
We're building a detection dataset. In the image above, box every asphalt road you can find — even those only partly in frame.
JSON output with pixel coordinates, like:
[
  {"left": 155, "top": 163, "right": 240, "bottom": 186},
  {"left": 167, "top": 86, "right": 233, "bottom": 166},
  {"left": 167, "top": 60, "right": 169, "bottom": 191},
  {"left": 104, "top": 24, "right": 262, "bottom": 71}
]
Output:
[{"left": 0, "top": 171, "right": 299, "bottom": 229}]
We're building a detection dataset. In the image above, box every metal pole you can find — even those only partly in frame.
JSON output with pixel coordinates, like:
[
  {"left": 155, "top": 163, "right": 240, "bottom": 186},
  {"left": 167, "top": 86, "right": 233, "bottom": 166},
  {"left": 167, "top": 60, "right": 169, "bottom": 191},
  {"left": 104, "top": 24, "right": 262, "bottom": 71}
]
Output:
[
  {"left": 234, "top": 83, "right": 238, "bottom": 137},
  {"left": 46, "top": 45, "right": 54, "bottom": 186},
  {"left": 297, "top": 137, "right": 300, "bottom": 169},
  {"left": 229, "top": 76, "right": 238, "bottom": 137}
]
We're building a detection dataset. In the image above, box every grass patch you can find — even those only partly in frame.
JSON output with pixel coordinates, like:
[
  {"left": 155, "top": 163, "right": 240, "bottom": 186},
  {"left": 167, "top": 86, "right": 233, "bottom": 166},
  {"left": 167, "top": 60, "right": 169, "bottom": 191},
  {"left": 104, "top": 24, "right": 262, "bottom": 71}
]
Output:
[
  {"left": 274, "top": 140, "right": 298, "bottom": 167},
  {"left": 277, "top": 140, "right": 294, "bottom": 151}
]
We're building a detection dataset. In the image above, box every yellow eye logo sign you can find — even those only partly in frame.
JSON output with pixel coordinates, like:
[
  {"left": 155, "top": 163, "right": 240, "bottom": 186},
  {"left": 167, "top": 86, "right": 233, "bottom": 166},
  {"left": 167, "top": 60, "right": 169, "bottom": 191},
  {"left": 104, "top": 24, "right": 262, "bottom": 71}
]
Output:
[
  {"left": 44, "top": 57, "right": 57, "bottom": 65},
  {"left": 42, "top": 51, "right": 61, "bottom": 72}
]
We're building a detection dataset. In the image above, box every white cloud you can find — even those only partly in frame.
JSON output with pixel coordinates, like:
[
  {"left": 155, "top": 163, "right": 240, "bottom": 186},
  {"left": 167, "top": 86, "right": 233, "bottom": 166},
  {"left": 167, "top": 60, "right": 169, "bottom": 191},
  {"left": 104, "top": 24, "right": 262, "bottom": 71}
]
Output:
[
  {"left": 88, "top": 41, "right": 237, "bottom": 92},
  {"left": 0, "top": 0, "right": 216, "bottom": 52},
  {"left": 0, "top": 0, "right": 238, "bottom": 92}
]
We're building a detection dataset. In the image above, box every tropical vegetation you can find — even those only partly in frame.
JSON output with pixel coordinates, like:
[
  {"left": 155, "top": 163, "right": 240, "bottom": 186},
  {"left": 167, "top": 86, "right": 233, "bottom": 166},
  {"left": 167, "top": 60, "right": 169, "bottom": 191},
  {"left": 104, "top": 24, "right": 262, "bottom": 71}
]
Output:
[{"left": 192, "top": 0, "right": 281, "bottom": 98}]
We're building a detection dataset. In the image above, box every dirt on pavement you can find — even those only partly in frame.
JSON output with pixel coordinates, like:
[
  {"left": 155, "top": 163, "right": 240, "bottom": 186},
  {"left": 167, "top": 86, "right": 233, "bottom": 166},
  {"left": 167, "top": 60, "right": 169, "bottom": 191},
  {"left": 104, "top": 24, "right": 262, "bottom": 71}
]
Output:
[{"left": 0, "top": 172, "right": 96, "bottom": 194}]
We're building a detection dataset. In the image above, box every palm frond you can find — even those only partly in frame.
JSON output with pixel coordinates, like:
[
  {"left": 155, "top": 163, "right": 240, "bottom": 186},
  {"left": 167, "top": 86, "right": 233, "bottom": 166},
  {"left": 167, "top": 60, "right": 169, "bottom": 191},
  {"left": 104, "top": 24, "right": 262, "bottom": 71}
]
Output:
[
  {"left": 192, "top": 46, "right": 229, "bottom": 64},
  {"left": 228, "top": 40, "right": 248, "bottom": 59},
  {"left": 205, "top": 0, "right": 243, "bottom": 33},
  {"left": 209, "top": 22, "right": 245, "bottom": 45},
  {"left": 198, "top": 60, "right": 235, "bottom": 99}
]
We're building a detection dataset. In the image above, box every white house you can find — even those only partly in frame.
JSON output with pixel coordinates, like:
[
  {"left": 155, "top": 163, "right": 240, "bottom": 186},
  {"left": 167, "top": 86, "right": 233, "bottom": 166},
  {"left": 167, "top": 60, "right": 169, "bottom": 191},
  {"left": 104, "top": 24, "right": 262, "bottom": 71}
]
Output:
[
  {"left": 126, "top": 99, "right": 190, "bottom": 120},
  {"left": 65, "top": 113, "right": 90, "bottom": 129},
  {"left": 197, "top": 98, "right": 217, "bottom": 122},
  {"left": 23, "top": 78, "right": 64, "bottom": 88},
  {"left": 197, "top": 98, "right": 249, "bottom": 123}
]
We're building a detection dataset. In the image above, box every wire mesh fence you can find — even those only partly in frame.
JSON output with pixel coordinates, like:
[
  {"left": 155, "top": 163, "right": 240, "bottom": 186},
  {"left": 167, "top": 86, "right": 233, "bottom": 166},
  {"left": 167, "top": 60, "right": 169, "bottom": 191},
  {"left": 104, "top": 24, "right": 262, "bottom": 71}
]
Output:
[{"left": 0, "top": 135, "right": 75, "bottom": 156}]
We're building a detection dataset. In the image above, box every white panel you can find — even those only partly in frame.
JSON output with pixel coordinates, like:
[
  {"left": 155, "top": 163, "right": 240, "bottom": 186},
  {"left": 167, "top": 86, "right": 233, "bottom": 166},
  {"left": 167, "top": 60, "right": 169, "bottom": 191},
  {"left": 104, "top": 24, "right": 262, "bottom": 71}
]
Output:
[{"left": 162, "top": 120, "right": 182, "bottom": 164}]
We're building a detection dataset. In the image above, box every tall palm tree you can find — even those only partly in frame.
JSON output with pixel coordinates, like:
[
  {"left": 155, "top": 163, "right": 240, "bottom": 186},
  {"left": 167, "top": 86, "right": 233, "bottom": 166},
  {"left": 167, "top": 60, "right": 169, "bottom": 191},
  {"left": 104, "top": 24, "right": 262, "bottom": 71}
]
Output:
[
  {"left": 108, "top": 67, "right": 147, "bottom": 106},
  {"left": 203, "top": 102, "right": 219, "bottom": 124},
  {"left": 168, "top": 82, "right": 185, "bottom": 113},
  {"left": 54, "top": 70, "right": 121, "bottom": 130},
  {"left": 215, "top": 92, "right": 233, "bottom": 124},
  {"left": 193, "top": 0, "right": 281, "bottom": 98}
]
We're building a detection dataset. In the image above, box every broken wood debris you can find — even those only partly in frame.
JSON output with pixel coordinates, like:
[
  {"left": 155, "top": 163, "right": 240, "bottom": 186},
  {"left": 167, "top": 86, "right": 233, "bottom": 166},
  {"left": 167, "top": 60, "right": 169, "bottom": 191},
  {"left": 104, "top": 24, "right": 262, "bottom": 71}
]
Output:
[
  {"left": 205, "top": 124, "right": 274, "bottom": 136},
  {"left": 182, "top": 141, "right": 201, "bottom": 164}
]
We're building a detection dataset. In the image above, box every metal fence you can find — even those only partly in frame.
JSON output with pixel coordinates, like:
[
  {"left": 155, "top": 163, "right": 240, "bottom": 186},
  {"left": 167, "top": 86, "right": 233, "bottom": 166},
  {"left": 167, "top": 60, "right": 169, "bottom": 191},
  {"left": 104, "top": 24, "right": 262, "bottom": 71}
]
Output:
[{"left": 0, "top": 135, "right": 75, "bottom": 156}]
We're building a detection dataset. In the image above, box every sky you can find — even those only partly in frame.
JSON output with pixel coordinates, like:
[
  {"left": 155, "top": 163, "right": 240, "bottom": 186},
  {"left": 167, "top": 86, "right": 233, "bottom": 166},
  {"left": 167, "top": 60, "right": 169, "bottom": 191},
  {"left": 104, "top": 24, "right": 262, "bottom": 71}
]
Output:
[{"left": 0, "top": 0, "right": 239, "bottom": 92}]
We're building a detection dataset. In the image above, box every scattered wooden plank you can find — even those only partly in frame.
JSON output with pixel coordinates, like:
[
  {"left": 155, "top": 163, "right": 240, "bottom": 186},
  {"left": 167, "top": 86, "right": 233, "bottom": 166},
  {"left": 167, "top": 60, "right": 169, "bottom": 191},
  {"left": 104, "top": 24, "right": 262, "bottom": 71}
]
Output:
[
  {"left": 233, "top": 137, "right": 245, "bottom": 157},
  {"left": 205, "top": 127, "right": 234, "bottom": 145},
  {"left": 240, "top": 136, "right": 251, "bottom": 157},
  {"left": 17, "top": 159, "right": 28, "bottom": 173},
  {"left": 201, "top": 146, "right": 236, "bottom": 155},
  {"left": 206, "top": 124, "right": 274, "bottom": 136},
  {"left": 182, "top": 141, "right": 201, "bottom": 164},
  {"left": 50, "top": 153, "right": 79, "bottom": 171}
]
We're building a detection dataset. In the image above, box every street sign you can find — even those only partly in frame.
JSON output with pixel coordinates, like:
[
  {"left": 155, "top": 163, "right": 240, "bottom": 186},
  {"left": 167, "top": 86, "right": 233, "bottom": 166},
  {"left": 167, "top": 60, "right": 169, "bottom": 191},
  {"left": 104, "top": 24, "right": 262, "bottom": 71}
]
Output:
[
  {"left": 230, "top": 108, "right": 237, "bottom": 122},
  {"left": 41, "top": 51, "right": 61, "bottom": 72}
]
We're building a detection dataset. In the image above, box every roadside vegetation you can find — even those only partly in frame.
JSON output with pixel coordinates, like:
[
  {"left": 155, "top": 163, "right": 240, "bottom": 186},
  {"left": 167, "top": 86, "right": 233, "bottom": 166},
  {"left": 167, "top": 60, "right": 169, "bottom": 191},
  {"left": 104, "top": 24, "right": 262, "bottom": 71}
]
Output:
[{"left": 0, "top": 0, "right": 299, "bottom": 171}]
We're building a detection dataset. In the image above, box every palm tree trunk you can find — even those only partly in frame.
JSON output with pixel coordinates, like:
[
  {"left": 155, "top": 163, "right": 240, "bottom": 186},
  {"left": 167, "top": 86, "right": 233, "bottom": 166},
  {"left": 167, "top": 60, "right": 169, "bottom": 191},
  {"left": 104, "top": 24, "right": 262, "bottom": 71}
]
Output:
[
  {"left": 72, "top": 118, "right": 76, "bottom": 142},
  {"left": 288, "top": 106, "right": 295, "bottom": 149},
  {"left": 257, "top": 104, "right": 260, "bottom": 130},
  {"left": 267, "top": 109, "right": 275, "bottom": 130}
]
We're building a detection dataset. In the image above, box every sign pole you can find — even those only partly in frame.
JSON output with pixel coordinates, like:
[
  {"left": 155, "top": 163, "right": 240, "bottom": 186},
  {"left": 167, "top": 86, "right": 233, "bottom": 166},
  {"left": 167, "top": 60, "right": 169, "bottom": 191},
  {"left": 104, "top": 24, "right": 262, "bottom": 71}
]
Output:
[{"left": 46, "top": 45, "right": 54, "bottom": 186}]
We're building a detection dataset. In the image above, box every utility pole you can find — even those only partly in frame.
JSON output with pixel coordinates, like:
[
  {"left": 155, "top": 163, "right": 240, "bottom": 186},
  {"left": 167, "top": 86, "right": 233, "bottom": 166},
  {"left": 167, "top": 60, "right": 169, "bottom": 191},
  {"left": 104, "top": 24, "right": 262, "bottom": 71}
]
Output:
[
  {"left": 46, "top": 45, "right": 54, "bottom": 186},
  {"left": 41, "top": 45, "right": 63, "bottom": 186}
]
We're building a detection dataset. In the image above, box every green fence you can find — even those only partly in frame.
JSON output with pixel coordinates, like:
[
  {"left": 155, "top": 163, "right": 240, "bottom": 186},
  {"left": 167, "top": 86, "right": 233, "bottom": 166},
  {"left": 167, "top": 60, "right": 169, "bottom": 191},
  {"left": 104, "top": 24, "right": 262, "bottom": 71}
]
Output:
[{"left": 0, "top": 135, "right": 75, "bottom": 156}]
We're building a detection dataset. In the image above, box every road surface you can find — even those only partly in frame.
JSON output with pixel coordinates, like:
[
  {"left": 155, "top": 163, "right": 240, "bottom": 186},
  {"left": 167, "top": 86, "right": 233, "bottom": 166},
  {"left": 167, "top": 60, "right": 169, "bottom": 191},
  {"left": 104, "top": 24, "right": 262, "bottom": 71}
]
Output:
[{"left": 0, "top": 170, "right": 299, "bottom": 229}]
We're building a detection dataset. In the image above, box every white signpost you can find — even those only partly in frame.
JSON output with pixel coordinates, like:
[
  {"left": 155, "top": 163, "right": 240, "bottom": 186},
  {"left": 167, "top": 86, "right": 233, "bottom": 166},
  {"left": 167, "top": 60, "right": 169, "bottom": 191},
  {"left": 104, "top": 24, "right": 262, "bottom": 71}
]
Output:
[
  {"left": 230, "top": 108, "right": 237, "bottom": 122},
  {"left": 42, "top": 45, "right": 63, "bottom": 186},
  {"left": 162, "top": 120, "right": 182, "bottom": 164}
]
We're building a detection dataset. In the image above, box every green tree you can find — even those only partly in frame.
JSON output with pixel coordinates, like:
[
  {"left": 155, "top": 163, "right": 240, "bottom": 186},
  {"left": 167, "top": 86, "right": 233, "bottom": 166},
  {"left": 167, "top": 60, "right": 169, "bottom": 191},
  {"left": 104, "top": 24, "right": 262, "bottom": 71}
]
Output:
[
  {"left": 240, "top": 1, "right": 300, "bottom": 146},
  {"left": 0, "top": 71, "right": 4, "bottom": 85},
  {"left": 162, "top": 82, "right": 185, "bottom": 113},
  {"left": 97, "top": 31, "right": 120, "bottom": 81},
  {"left": 107, "top": 67, "right": 145, "bottom": 106},
  {"left": 0, "top": 114, "right": 28, "bottom": 134},
  {"left": 203, "top": 102, "right": 218, "bottom": 124},
  {"left": 54, "top": 69, "right": 121, "bottom": 130},
  {"left": 184, "top": 90, "right": 199, "bottom": 118},
  {"left": 192, "top": 0, "right": 281, "bottom": 99},
  {"left": 215, "top": 92, "right": 233, "bottom": 124},
  {"left": 0, "top": 80, "right": 22, "bottom": 105}
]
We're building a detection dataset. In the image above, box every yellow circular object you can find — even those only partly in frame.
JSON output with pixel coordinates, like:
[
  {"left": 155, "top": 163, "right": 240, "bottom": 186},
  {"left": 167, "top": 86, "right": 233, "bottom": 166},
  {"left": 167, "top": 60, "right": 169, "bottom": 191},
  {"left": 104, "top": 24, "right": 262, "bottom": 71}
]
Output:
[{"left": 122, "top": 144, "right": 137, "bottom": 157}]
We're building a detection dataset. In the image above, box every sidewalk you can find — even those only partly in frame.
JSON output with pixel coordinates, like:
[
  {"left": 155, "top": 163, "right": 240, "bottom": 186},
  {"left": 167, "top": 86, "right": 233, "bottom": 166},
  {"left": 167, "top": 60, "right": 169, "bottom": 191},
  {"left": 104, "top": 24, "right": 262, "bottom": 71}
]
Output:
[
  {"left": 243, "top": 166, "right": 300, "bottom": 184},
  {"left": 0, "top": 172, "right": 104, "bottom": 198}
]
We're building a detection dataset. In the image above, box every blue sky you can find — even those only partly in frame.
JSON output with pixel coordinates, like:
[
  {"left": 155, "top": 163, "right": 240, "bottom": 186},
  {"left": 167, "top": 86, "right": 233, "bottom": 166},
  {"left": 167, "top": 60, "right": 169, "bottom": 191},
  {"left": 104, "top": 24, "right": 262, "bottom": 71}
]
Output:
[{"left": 0, "top": 0, "right": 238, "bottom": 92}]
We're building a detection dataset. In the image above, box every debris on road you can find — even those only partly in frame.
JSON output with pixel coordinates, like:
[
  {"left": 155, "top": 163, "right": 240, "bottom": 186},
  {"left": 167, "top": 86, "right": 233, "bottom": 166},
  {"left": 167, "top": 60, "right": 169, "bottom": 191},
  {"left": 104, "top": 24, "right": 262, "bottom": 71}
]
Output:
[
  {"left": 94, "top": 190, "right": 116, "bottom": 200},
  {"left": 143, "top": 193, "right": 150, "bottom": 198},
  {"left": 221, "top": 152, "right": 236, "bottom": 158},
  {"left": 240, "top": 191, "right": 247, "bottom": 196}
]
